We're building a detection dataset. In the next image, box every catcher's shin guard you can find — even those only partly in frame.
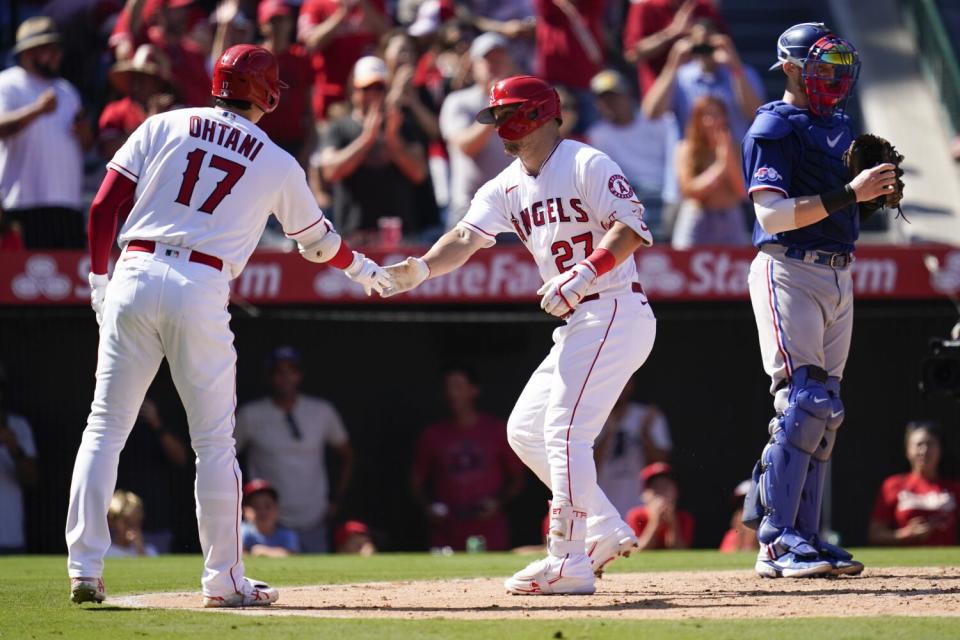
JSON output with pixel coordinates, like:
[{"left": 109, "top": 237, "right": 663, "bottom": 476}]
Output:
[{"left": 796, "top": 377, "right": 843, "bottom": 536}]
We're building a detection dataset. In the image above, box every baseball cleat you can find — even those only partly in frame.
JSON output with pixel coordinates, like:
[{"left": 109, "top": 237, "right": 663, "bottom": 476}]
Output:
[
  {"left": 505, "top": 552, "right": 596, "bottom": 595},
  {"left": 755, "top": 545, "right": 833, "bottom": 578},
  {"left": 810, "top": 536, "right": 864, "bottom": 576},
  {"left": 203, "top": 577, "right": 279, "bottom": 608},
  {"left": 587, "top": 525, "right": 639, "bottom": 578},
  {"left": 70, "top": 577, "right": 106, "bottom": 604}
]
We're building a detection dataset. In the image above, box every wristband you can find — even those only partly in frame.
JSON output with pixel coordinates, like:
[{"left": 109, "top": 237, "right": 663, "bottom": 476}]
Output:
[
  {"left": 328, "top": 239, "right": 354, "bottom": 270},
  {"left": 821, "top": 184, "right": 857, "bottom": 214},
  {"left": 583, "top": 248, "right": 616, "bottom": 277}
]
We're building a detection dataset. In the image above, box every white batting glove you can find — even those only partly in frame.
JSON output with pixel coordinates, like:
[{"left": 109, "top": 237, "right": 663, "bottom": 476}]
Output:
[
  {"left": 344, "top": 252, "right": 392, "bottom": 296},
  {"left": 88, "top": 272, "right": 109, "bottom": 326},
  {"left": 537, "top": 262, "right": 596, "bottom": 318},
  {"left": 381, "top": 257, "right": 430, "bottom": 298}
]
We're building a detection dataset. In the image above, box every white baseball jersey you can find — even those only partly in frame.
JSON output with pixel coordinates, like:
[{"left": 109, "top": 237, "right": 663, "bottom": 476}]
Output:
[
  {"left": 108, "top": 107, "right": 326, "bottom": 277},
  {"left": 459, "top": 139, "right": 653, "bottom": 295}
]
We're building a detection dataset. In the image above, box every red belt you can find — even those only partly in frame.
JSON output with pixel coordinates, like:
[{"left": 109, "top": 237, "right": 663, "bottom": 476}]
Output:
[
  {"left": 127, "top": 239, "right": 223, "bottom": 271},
  {"left": 581, "top": 282, "right": 645, "bottom": 304}
]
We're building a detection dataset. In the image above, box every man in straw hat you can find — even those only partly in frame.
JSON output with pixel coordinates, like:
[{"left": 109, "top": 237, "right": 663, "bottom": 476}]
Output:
[
  {"left": 0, "top": 16, "right": 93, "bottom": 248},
  {"left": 99, "top": 44, "right": 177, "bottom": 158}
]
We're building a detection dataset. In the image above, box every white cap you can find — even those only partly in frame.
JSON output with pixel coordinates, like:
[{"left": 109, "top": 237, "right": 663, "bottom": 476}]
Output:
[
  {"left": 469, "top": 32, "right": 509, "bottom": 61},
  {"left": 408, "top": 0, "right": 442, "bottom": 37},
  {"left": 352, "top": 56, "right": 388, "bottom": 88}
]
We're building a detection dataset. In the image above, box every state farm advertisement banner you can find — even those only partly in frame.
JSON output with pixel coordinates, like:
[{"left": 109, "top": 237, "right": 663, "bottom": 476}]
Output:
[{"left": 1, "top": 246, "right": 959, "bottom": 306}]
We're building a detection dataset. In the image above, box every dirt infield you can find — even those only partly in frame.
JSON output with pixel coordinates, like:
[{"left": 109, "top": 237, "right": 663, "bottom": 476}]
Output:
[{"left": 113, "top": 566, "right": 960, "bottom": 620}]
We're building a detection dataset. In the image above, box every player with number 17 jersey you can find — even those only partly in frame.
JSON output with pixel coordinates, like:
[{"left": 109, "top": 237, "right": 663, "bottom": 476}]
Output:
[{"left": 461, "top": 140, "right": 651, "bottom": 298}]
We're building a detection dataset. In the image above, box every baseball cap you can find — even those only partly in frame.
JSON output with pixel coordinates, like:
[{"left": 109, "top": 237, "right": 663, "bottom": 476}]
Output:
[
  {"left": 334, "top": 520, "right": 370, "bottom": 549},
  {"left": 408, "top": 0, "right": 442, "bottom": 37},
  {"left": 352, "top": 56, "right": 388, "bottom": 88},
  {"left": 590, "top": 69, "right": 629, "bottom": 96},
  {"left": 640, "top": 461, "right": 674, "bottom": 485},
  {"left": 469, "top": 32, "right": 509, "bottom": 61},
  {"left": 266, "top": 345, "right": 301, "bottom": 369},
  {"left": 13, "top": 16, "right": 61, "bottom": 55},
  {"left": 258, "top": 0, "right": 294, "bottom": 26},
  {"left": 242, "top": 478, "right": 278, "bottom": 504}
]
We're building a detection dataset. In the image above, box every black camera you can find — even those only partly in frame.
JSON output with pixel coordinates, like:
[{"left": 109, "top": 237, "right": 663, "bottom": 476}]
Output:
[
  {"left": 691, "top": 43, "right": 716, "bottom": 56},
  {"left": 920, "top": 338, "right": 960, "bottom": 399}
]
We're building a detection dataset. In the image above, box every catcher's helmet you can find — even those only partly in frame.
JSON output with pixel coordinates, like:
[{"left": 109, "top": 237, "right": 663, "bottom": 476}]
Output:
[
  {"left": 770, "top": 23, "right": 859, "bottom": 119},
  {"left": 475, "top": 76, "right": 561, "bottom": 141},
  {"left": 212, "top": 44, "right": 288, "bottom": 114}
]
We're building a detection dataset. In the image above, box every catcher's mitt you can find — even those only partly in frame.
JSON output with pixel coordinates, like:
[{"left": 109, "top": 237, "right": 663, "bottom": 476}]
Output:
[{"left": 842, "top": 134, "right": 906, "bottom": 221}]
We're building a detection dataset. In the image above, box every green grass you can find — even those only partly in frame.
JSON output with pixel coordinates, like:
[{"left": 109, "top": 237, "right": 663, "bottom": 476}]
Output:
[{"left": 1, "top": 550, "right": 958, "bottom": 639}]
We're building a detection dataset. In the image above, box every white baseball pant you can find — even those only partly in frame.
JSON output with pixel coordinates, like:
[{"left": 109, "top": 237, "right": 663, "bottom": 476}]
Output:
[
  {"left": 65, "top": 246, "right": 245, "bottom": 597},
  {"left": 507, "top": 293, "right": 656, "bottom": 539}
]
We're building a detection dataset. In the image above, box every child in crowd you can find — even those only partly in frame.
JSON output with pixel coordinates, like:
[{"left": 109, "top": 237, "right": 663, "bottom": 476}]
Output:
[{"left": 241, "top": 479, "right": 300, "bottom": 557}]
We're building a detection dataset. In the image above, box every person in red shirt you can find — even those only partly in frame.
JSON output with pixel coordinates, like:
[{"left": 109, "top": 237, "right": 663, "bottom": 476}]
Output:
[
  {"left": 719, "top": 479, "right": 757, "bottom": 552},
  {"left": 411, "top": 367, "right": 526, "bottom": 551},
  {"left": 254, "top": 0, "right": 315, "bottom": 160},
  {"left": 298, "top": 0, "right": 388, "bottom": 119},
  {"left": 869, "top": 422, "right": 960, "bottom": 546},
  {"left": 622, "top": 0, "right": 727, "bottom": 95},
  {"left": 626, "top": 462, "right": 695, "bottom": 550},
  {"left": 99, "top": 44, "right": 175, "bottom": 158},
  {"left": 145, "top": 0, "right": 213, "bottom": 107}
]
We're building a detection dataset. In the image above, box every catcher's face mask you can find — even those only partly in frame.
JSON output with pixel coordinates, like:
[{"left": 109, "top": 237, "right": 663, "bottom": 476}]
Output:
[{"left": 801, "top": 35, "right": 860, "bottom": 119}]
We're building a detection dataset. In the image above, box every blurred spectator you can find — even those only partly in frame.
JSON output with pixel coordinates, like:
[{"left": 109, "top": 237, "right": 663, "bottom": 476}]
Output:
[
  {"left": 106, "top": 490, "right": 159, "bottom": 557},
  {"left": 626, "top": 462, "right": 695, "bottom": 550},
  {"left": 533, "top": 0, "right": 605, "bottom": 130},
  {"left": 586, "top": 69, "right": 679, "bottom": 238},
  {"left": 313, "top": 56, "right": 429, "bottom": 242},
  {"left": 110, "top": 0, "right": 211, "bottom": 62},
  {"left": 0, "top": 17, "right": 92, "bottom": 249},
  {"left": 235, "top": 346, "right": 354, "bottom": 553},
  {"left": 671, "top": 95, "right": 748, "bottom": 249},
  {"left": 0, "top": 204, "right": 24, "bottom": 251},
  {"left": 99, "top": 45, "right": 176, "bottom": 159},
  {"left": 411, "top": 367, "right": 525, "bottom": 551},
  {"left": 594, "top": 378, "right": 672, "bottom": 518},
  {"left": 299, "top": 0, "right": 388, "bottom": 119},
  {"left": 334, "top": 519, "right": 377, "bottom": 555},
  {"left": 0, "top": 363, "right": 37, "bottom": 554},
  {"left": 641, "top": 19, "right": 763, "bottom": 144},
  {"left": 458, "top": 0, "right": 536, "bottom": 73},
  {"left": 622, "top": 0, "right": 727, "bottom": 95},
  {"left": 116, "top": 398, "right": 189, "bottom": 553},
  {"left": 719, "top": 479, "right": 757, "bottom": 552},
  {"left": 241, "top": 479, "right": 300, "bottom": 557},
  {"left": 144, "top": 0, "right": 213, "bottom": 107},
  {"left": 555, "top": 85, "right": 584, "bottom": 142},
  {"left": 214, "top": 0, "right": 314, "bottom": 160},
  {"left": 868, "top": 422, "right": 960, "bottom": 546},
  {"left": 439, "top": 32, "right": 514, "bottom": 227}
]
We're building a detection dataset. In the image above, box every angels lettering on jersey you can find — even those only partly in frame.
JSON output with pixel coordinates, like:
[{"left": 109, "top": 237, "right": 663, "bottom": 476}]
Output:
[{"left": 460, "top": 140, "right": 651, "bottom": 299}]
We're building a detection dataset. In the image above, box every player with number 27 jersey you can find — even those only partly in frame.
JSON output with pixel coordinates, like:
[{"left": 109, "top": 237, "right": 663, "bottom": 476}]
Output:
[{"left": 461, "top": 140, "right": 651, "bottom": 296}]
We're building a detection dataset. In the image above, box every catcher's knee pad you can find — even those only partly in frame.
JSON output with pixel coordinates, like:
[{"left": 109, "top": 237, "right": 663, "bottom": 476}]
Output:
[
  {"left": 777, "top": 366, "right": 832, "bottom": 455},
  {"left": 813, "top": 376, "right": 844, "bottom": 462}
]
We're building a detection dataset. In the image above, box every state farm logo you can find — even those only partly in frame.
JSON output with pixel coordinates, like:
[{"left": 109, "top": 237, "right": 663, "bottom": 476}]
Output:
[
  {"left": 11, "top": 255, "right": 71, "bottom": 300},
  {"left": 930, "top": 251, "right": 960, "bottom": 294},
  {"left": 635, "top": 253, "right": 685, "bottom": 295}
]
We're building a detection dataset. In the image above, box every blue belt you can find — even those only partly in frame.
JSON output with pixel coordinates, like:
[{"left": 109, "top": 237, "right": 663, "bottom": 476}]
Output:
[{"left": 784, "top": 247, "right": 853, "bottom": 268}]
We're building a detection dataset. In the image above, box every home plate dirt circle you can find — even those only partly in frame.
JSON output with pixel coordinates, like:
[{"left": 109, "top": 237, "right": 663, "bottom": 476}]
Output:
[{"left": 113, "top": 567, "right": 960, "bottom": 620}]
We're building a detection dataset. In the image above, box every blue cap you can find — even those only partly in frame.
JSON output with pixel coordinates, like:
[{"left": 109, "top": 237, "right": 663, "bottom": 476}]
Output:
[
  {"left": 266, "top": 345, "right": 300, "bottom": 369},
  {"left": 770, "top": 22, "right": 832, "bottom": 70}
]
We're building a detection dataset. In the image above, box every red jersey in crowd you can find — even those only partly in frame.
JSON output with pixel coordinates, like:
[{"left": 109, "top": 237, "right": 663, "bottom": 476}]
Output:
[
  {"left": 298, "top": 0, "right": 385, "bottom": 118},
  {"left": 626, "top": 504, "right": 695, "bottom": 548},
  {"left": 411, "top": 414, "right": 523, "bottom": 551},
  {"left": 871, "top": 473, "right": 960, "bottom": 546},
  {"left": 623, "top": 0, "right": 727, "bottom": 94},
  {"left": 98, "top": 96, "right": 147, "bottom": 144},
  {"left": 533, "top": 0, "right": 606, "bottom": 90},
  {"left": 257, "top": 44, "right": 314, "bottom": 149}
]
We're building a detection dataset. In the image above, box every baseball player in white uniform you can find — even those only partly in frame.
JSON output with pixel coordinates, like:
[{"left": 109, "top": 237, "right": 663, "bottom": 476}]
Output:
[
  {"left": 383, "top": 76, "right": 656, "bottom": 595},
  {"left": 65, "top": 45, "right": 390, "bottom": 606}
]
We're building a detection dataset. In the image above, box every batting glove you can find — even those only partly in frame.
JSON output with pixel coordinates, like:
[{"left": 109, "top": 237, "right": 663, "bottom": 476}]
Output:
[
  {"left": 344, "top": 252, "right": 392, "bottom": 296},
  {"left": 381, "top": 257, "right": 430, "bottom": 298},
  {"left": 88, "top": 273, "right": 109, "bottom": 326},
  {"left": 537, "top": 262, "right": 596, "bottom": 318}
]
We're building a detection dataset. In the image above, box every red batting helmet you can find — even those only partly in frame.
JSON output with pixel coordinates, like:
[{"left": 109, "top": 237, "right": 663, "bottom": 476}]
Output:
[
  {"left": 212, "top": 44, "right": 288, "bottom": 114},
  {"left": 476, "top": 76, "right": 561, "bottom": 141}
]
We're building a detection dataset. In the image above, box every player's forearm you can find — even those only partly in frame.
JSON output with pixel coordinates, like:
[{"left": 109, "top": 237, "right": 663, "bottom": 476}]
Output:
[
  {"left": 752, "top": 189, "right": 838, "bottom": 234},
  {"left": 420, "top": 227, "right": 485, "bottom": 278},
  {"left": 597, "top": 221, "right": 647, "bottom": 264}
]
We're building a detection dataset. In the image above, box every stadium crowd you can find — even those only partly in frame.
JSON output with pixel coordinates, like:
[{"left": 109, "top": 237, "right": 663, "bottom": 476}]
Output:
[{"left": 0, "top": 1, "right": 958, "bottom": 556}]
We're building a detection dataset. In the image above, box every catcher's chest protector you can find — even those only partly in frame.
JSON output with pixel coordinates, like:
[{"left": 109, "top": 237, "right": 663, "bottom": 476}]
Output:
[{"left": 772, "top": 104, "right": 851, "bottom": 194}]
